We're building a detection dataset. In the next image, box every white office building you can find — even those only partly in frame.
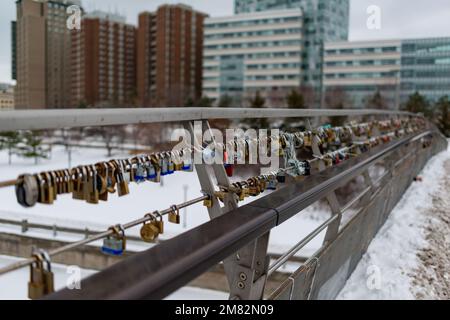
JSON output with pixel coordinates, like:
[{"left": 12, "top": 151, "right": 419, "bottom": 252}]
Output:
[
  {"left": 323, "top": 40, "right": 402, "bottom": 108},
  {"left": 203, "top": 9, "right": 303, "bottom": 107}
]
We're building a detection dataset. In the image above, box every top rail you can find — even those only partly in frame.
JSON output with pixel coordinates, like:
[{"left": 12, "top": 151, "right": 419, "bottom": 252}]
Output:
[{"left": 0, "top": 108, "right": 415, "bottom": 132}]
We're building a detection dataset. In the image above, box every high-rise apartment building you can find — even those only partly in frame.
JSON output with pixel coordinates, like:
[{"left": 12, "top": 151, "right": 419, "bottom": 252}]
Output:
[
  {"left": 13, "top": 0, "right": 81, "bottom": 109},
  {"left": 137, "top": 4, "right": 207, "bottom": 108},
  {"left": 203, "top": 9, "right": 303, "bottom": 107},
  {"left": 70, "top": 11, "right": 136, "bottom": 108},
  {"left": 323, "top": 37, "right": 450, "bottom": 109}
]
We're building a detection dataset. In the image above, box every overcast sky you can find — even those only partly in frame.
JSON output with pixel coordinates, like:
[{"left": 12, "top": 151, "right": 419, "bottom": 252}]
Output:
[{"left": 1, "top": 0, "right": 450, "bottom": 83}]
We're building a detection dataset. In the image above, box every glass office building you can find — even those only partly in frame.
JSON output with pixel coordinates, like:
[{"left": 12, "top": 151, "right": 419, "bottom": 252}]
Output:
[
  {"left": 323, "top": 37, "right": 450, "bottom": 109},
  {"left": 203, "top": 9, "right": 303, "bottom": 107},
  {"left": 323, "top": 40, "right": 402, "bottom": 108},
  {"left": 234, "top": 0, "right": 350, "bottom": 103},
  {"left": 400, "top": 38, "right": 450, "bottom": 104}
]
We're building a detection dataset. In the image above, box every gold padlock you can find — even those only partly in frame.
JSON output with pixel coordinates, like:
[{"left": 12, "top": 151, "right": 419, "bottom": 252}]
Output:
[
  {"left": 43, "top": 172, "right": 54, "bottom": 205},
  {"left": 72, "top": 168, "right": 84, "bottom": 200},
  {"left": 97, "top": 163, "right": 109, "bottom": 202},
  {"left": 203, "top": 193, "right": 213, "bottom": 208},
  {"left": 140, "top": 214, "right": 160, "bottom": 243},
  {"left": 113, "top": 160, "right": 129, "bottom": 197},
  {"left": 168, "top": 205, "right": 180, "bottom": 224},
  {"left": 28, "top": 251, "right": 54, "bottom": 299},
  {"left": 28, "top": 256, "right": 45, "bottom": 300},
  {"left": 153, "top": 211, "right": 164, "bottom": 234}
]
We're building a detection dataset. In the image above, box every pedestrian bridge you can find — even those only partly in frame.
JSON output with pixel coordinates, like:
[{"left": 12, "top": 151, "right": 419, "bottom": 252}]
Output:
[{"left": 0, "top": 108, "right": 447, "bottom": 300}]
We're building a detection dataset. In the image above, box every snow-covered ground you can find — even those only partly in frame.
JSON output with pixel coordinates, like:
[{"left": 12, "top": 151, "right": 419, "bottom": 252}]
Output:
[
  {"left": 0, "top": 145, "right": 329, "bottom": 299},
  {"left": 338, "top": 142, "right": 450, "bottom": 300}
]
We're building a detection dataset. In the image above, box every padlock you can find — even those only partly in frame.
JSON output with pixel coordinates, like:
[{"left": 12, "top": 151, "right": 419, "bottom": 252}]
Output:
[
  {"left": 173, "top": 151, "right": 184, "bottom": 171},
  {"left": 127, "top": 159, "right": 136, "bottom": 183},
  {"left": 276, "top": 171, "right": 286, "bottom": 183},
  {"left": 160, "top": 154, "right": 169, "bottom": 176},
  {"left": 102, "top": 225, "right": 126, "bottom": 256},
  {"left": 119, "top": 160, "right": 131, "bottom": 184},
  {"left": 28, "top": 255, "right": 45, "bottom": 300},
  {"left": 153, "top": 211, "right": 164, "bottom": 234},
  {"left": 223, "top": 151, "right": 234, "bottom": 177},
  {"left": 87, "top": 166, "right": 99, "bottom": 204},
  {"left": 65, "top": 169, "right": 73, "bottom": 194},
  {"left": 214, "top": 191, "right": 226, "bottom": 203},
  {"left": 72, "top": 168, "right": 85, "bottom": 200},
  {"left": 49, "top": 171, "right": 58, "bottom": 200},
  {"left": 135, "top": 159, "right": 147, "bottom": 183},
  {"left": 168, "top": 205, "right": 180, "bottom": 224},
  {"left": 182, "top": 156, "right": 193, "bottom": 171},
  {"left": 42, "top": 172, "right": 54, "bottom": 205},
  {"left": 203, "top": 193, "right": 213, "bottom": 208},
  {"left": 40, "top": 250, "right": 54, "bottom": 295},
  {"left": 96, "top": 163, "right": 108, "bottom": 202},
  {"left": 114, "top": 161, "right": 129, "bottom": 197},
  {"left": 106, "top": 162, "right": 117, "bottom": 194},
  {"left": 16, "top": 174, "right": 39, "bottom": 208},
  {"left": 81, "top": 166, "right": 90, "bottom": 201},
  {"left": 140, "top": 214, "right": 160, "bottom": 243},
  {"left": 28, "top": 250, "right": 54, "bottom": 299},
  {"left": 267, "top": 176, "right": 278, "bottom": 190},
  {"left": 167, "top": 153, "right": 175, "bottom": 175}
]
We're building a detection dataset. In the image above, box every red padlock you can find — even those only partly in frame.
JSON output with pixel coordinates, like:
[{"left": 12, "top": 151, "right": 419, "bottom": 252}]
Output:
[{"left": 224, "top": 151, "right": 233, "bottom": 177}]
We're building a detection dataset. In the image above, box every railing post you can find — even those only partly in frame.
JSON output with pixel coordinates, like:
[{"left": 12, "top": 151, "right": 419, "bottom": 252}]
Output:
[{"left": 185, "top": 120, "right": 270, "bottom": 300}]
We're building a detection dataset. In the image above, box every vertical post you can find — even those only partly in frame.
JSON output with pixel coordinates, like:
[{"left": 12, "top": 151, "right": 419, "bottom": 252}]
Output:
[{"left": 185, "top": 119, "right": 271, "bottom": 300}]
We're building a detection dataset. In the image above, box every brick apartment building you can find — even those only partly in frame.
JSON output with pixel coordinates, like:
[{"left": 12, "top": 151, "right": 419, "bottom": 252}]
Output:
[
  {"left": 70, "top": 11, "right": 136, "bottom": 108},
  {"left": 13, "top": 0, "right": 80, "bottom": 109},
  {"left": 137, "top": 4, "right": 207, "bottom": 108}
]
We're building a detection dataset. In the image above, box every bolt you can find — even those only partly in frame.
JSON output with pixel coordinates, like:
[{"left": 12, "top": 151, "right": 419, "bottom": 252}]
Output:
[
  {"left": 237, "top": 281, "right": 245, "bottom": 289},
  {"left": 239, "top": 272, "right": 247, "bottom": 281}
]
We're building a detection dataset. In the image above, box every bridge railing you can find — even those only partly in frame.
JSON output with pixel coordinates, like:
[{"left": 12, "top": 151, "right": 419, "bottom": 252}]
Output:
[{"left": 0, "top": 108, "right": 447, "bottom": 300}]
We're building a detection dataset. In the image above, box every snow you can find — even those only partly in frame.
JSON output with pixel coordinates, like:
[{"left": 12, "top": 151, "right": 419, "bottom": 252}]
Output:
[{"left": 337, "top": 143, "right": 450, "bottom": 300}]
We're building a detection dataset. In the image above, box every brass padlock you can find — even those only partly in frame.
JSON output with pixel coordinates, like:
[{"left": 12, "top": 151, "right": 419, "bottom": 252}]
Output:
[
  {"left": 86, "top": 165, "right": 99, "bottom": 204},
  {"left": 28, "top": 256, "right": 45, "bottom": 300},
  {"left": 140, "top": 214, "right": 160, "bottom": 243},
  {"left": 97, "top": 163, "right": 108, "bottom": 202},
  {"left": 43, "top": 172, "right": 54, "bottom": 205},
  {"left": 72, "top": 168, "right": 84, "bottom": 200},
  {"left": 49, "top": 171, "right": 58, "bottom": 200},
  {"left": 114, "top": 161, "right": 129, "bottom": 197},
  {"left": 154, "top": 211, "right": 164, "bottom": 234},
  {"left": 28, "top": 250, "right": 54, "bottom": 299},
  {"left": 168, "top": 205, "right": 180, "bottom": 224},
  {"left": 40, "top": 250, "right": 54, "bottom": 295},
  {"left": 203, "top": 193, "right": 213, "bottom": 208}
]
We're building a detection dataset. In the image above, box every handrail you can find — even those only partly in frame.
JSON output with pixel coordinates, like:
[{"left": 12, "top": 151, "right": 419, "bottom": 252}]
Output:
[
  {"left": 45, "top": 130, "right": 432, "bottom": 300},
  {"left": 0, "top": 108, "right": 415, "bottom": 132}
]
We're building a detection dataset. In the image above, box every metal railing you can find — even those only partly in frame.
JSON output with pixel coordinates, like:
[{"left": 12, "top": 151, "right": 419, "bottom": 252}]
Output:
[{"left": 0, "top": 107, "right": 446, "bottom": 301}]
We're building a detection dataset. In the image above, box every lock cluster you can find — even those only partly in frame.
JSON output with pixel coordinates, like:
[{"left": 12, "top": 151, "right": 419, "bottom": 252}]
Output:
[{"left": 14, "top": 117, "right": 426, "bottom": 209}]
